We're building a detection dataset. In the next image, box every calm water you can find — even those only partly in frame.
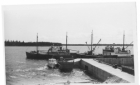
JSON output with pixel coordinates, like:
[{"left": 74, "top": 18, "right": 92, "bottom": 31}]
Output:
[{"left": 5, "top": 46, "right": 133, "bottom": 85}]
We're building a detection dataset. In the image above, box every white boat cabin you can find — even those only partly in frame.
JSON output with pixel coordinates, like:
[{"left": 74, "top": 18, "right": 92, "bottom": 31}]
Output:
[{"left": 103, "top": 46, "right": 131, "bottom": 57}]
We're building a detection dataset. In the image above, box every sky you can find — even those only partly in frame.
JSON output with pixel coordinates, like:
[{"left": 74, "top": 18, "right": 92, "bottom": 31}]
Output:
[{"left": 3, "top": 2, "right": 136, "bottom": 44}]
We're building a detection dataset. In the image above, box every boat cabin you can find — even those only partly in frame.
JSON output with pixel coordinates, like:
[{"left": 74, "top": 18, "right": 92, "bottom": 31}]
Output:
[
  {"left": 47, "top": 46, "right": 70, "bottom": 55},
  {"left": 103, "top": 46, "right": 131, "bottom": 57}
]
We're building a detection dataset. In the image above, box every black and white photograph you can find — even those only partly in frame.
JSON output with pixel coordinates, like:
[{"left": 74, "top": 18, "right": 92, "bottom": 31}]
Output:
[{"left": 2, "top": 1, "right": 138, "bottom": 85}]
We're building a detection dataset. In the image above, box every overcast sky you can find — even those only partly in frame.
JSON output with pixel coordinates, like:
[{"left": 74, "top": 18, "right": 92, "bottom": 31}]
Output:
[{"left": 3, "top": 2, "right": 136, "bottom": 44}]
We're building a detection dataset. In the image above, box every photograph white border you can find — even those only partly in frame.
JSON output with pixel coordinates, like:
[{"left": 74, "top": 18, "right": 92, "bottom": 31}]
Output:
[{"left": 0, "top": 0, "right": 139, "bottom": 85}]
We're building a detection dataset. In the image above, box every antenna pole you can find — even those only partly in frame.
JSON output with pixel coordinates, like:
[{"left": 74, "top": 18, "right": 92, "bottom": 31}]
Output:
[{"left": 122, "top": 31, "right": 125, "bottom": 51}]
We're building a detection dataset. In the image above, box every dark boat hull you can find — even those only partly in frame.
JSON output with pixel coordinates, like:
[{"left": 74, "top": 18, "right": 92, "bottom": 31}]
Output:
[
  {"left": 58, "top": 61, "right": 74, "bottom": 72},
  {"left": 26, "top": 52, "right": 73, "bottom": 60},
  {"left": 74, "top": 53, "right": 118, "bottom": 58},
  {"left": 26, "top": 52, "right": 52, "bottom": 59}
]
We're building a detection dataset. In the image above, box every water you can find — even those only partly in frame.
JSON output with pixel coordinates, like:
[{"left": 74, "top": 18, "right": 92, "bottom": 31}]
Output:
[
  {"left": 5, "top": 46, "right": 133, "bottom": 85},
  {"left": 6, "top": 46, "right": 106, "bottom": 85}
]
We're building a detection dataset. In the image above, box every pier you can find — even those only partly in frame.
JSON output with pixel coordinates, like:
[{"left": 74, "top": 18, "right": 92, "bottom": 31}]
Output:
[{"left": 74, "top": 59, "right": 134, "bottom": 83}]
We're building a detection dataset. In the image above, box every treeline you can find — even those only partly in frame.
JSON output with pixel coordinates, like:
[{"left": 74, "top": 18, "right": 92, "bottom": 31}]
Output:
[
  {"left": 5, "top": 40, "right": 62, "bottom": 46},
  {"left": 5, "top": 40, "right": 133, "bottom": 46}
]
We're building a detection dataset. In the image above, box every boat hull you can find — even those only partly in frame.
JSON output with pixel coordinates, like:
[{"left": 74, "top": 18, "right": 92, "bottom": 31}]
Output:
[
  {"left": 26, "top": 52, "right": 73, "bottom": 60},
  {"left": 26, "top": 52, "right": 54, "bottom": 59},
  {"left": 58, "top": 60, "right": 74, "bottom": 72}
]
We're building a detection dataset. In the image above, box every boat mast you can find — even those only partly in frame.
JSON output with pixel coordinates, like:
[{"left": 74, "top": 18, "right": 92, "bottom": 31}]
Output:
[
  {"left": 122, "top": 31, "right": 125, "bottom": 51},
  {"left": 36, "top": 33, "right": 39, "bottom": 53},
  {"left": 66, "top": 32, "right": 68, "bottom": 51},
  {"left": 91, "top": 30, "right": 93, "bottom": 55}
]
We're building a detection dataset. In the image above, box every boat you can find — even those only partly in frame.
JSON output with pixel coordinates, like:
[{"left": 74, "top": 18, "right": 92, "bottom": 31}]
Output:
[
  {"left": 57, "top": 33, "right": 74, "bottom": 72},
  {"left": 103, "top": 32, "right": 132, "bottom": 57},
  {"left": 75, "top": 30, "right": 101, "bottom": 58},
  {"left": 47, "top": 58, "right": 58, "bottom": 69},
  {"left": 26, "top": 46, "right": 72, "bottom": 59},
  {"left": 103, "top": 46, "right": 131, "bottom": 57},
  {"left": 58, "top": 56, "right": 74, "bottom": 72},
  {"left": 26, "top": 33, "right": 76, "bottom": 60}
]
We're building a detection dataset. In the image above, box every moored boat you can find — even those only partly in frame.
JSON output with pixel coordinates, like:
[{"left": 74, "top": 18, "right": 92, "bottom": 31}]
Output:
[
  {"left": 75, "top": 30, "right": 101, "bottom": 58},
  {"left": 103, "top": 32, "right": 132, "bottom": 57},
  {"left": 26, "top": 46, "right": 71, "bottom": 59},
  {"left": 47, "top": 58, "right": 58, "bottom": 69},
  {"left": 103, "top": 46, "right": 131, "bottom": 57},
  {"left": 26, "top": 33, "right": 75, "bottom": 60},
  {"left": 58, "top": 57, "right": 74, "bottom": 72}
]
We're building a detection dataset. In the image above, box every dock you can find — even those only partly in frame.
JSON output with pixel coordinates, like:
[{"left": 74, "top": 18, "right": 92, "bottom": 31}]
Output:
[{"left": 79, "top": 59, "right": 134, "bottom": 83}]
